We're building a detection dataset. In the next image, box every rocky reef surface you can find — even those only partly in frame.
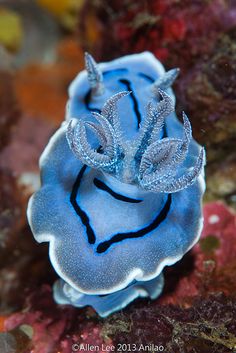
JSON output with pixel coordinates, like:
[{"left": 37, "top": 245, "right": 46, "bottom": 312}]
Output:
[{"left": 1, "top": 201, "right": 236, "bottom": 353}]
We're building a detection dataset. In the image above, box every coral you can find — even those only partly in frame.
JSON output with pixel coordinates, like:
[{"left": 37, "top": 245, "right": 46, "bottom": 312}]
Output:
[{"left": 27, "top": 52, "right": 205, "bottom": 317}]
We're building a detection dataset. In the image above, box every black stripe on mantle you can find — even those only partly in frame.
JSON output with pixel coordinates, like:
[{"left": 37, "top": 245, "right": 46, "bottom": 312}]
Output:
[
  {"left": 70, "top": 166, "right": 172, "bottom": 253},
  {"left": 93, "top": 178, "right": 143, "bottom": 204}
]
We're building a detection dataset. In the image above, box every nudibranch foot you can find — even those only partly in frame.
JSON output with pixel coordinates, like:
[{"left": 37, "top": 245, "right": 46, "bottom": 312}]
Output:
[{"left": 54, "top": 273, "right": 164, "bottom": 317}]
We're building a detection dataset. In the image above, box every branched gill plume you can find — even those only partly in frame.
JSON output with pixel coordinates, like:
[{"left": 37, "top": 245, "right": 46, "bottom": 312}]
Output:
[{"left": 66, "top": 89, "right": 204, "bottom": 193}]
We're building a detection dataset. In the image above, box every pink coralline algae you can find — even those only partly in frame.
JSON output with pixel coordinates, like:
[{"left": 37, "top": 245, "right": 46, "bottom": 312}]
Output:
[
  {"left": 4, "top": 286, "right": 105, "bottom": 353},
  {"left": 160, "top": 201, "right": 236, "bottom": 306},
  {"left": 198, "top": 202, "right": 236, "bottom": 267}
]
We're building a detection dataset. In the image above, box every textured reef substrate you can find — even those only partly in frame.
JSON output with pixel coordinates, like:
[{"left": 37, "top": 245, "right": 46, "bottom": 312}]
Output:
[{"left": 1, "top": 202, "right": 236, "bottom": 353}]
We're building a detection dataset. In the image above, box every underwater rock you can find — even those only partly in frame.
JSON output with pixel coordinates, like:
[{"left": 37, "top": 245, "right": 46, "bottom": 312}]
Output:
[
  {"left": 206, "top": 156, "right": 236, "bottom": 208},
  {"left": 174, "top": 29, "right": 236, "bottom": 206},
  {"left": 194, "top": 201, "right": 236, "bottom": 295},
  {"left": 3, "top": 292, "right": 235, "bottom": 352},
  {"left": 0, "top": 325, "right": 32, "bottom": 353},
  {"left": 4, "top": 285, "right": 104, "bottom": 353},
  {"left": 0, "top": 168, "right": 24, "bottom": 250},
  {"left": 0, "top": 112, "right": 55, "bottom": 314},
  {"left": 0, "top": 166, "right": 54, "bottom": 314},
  {"left": 0, "top": 115, "right": 54, "bottom": 177},
  {"left": 0, "top": 70, "right": 20, "bottom": 151},
  {"left": 0, "top": 114, "right": 56, "bottom": 314},
  {"left": 176, "top": 30, "right": 236, "bottom": 152},
  {"left": 2, "top": 202, "right": 236, "bottom": 352},
  {"left": 105, "top": 294, "right": 236, "bottom": 353},
  {"left": 161, "top": 201, "right": 236, "bottom": 305},
  {"left": 79, "top": 0, "right": 236, "bottom": 66},
  {"left": 0, "top": 58, "right": 64, "bottom": 315}
]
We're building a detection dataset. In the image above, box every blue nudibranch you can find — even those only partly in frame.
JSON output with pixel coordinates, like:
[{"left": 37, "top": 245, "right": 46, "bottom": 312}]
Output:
[{"left": 27, "top": 52, "right": 205, "bottom": 317}]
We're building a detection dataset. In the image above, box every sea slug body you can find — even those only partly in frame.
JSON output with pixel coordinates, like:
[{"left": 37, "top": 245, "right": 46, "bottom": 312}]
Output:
[{"left": 27, "top": 52, "right": 206, "bottom": 317}]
